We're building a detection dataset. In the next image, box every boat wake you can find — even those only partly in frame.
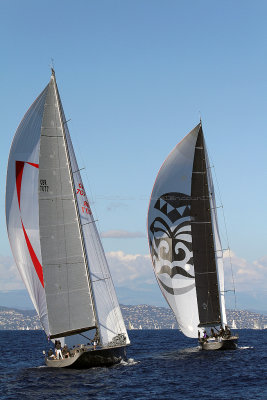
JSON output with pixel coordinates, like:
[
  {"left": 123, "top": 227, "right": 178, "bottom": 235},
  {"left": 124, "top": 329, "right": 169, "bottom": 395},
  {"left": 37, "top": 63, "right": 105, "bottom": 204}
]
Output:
[
  {"left": 157, "top": 346, "right": 200, "bottom": 361},
  {"left": 238, "top": 346, "right": 254, "bottom": 350}
]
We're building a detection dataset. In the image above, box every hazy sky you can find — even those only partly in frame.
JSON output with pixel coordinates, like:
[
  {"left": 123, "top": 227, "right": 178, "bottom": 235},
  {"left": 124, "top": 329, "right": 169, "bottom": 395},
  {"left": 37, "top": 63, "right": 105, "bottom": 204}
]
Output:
[{"left": 0, "top": 0, "right": 266, "bottom": 311}]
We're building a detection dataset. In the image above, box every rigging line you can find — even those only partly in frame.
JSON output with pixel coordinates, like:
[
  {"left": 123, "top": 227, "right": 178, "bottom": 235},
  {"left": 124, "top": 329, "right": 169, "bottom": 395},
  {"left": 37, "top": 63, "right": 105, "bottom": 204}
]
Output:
[
  {"left": 79, "top": 332, "right": 93, "bottom": 342},
  {"left": 82, "top": 220, "right": 98, "bottom": 226},
  {"left": 73, "top": 167, "right": 85, "bottom": 174},
  {"left": 215, "top": 248, "right": 229, "bottom": 252},
  {"left": 92, "top": 277, "right": 110, "bottom": 282},
  {"left": 206, "top": 147, "right": 237, "bottom": 311}
]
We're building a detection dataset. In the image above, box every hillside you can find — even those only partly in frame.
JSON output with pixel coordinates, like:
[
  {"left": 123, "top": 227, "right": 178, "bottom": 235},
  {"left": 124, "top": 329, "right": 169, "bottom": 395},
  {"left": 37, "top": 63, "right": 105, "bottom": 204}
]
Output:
[{"left": 0, "top": 305, "right": 266, "bottom": 330}]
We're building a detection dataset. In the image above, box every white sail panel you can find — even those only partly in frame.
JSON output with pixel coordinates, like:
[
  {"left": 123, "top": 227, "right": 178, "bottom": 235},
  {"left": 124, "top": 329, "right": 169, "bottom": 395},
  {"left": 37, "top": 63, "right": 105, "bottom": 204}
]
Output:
[
  {"left": 148, "top": 125, "right": 201, "bottom": 338},
  {"left": 5, "top": 88, "right": 49, "bottom": 333},
  {"left": 63, "top": 121, "right": 130, "bottom": 346},
  {"left": 39, "top": 76, "right": 96, "bottom": 337}
]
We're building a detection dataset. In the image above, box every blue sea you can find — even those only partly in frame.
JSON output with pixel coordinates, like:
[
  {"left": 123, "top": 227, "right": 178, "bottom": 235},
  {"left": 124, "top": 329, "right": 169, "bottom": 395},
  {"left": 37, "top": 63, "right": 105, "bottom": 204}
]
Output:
[{"left": 0, "top": 329, "right": 266, "bottom": 399}]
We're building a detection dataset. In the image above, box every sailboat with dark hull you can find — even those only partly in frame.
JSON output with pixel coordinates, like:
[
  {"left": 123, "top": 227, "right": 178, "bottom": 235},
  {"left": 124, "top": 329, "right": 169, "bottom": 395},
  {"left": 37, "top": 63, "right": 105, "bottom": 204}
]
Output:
[
  {"left": 6, "top": 70, "right": 130, "bottom": 368},
  {"left": 147, "top": 123, "right": 238, "bottom": 351}
]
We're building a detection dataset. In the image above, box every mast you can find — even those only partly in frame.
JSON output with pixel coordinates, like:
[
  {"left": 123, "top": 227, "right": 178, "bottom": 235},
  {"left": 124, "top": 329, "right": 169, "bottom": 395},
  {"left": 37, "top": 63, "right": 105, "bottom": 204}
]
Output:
[{"left": 51, "top": 70, "right": 99, "bottom": 335}]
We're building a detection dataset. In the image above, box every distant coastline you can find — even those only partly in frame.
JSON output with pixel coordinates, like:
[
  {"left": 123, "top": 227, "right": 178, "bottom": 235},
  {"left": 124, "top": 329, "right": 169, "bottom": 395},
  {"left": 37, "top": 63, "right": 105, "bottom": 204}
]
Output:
[{"left": 0, "top": 305, "right": 266, "bottom": 331}]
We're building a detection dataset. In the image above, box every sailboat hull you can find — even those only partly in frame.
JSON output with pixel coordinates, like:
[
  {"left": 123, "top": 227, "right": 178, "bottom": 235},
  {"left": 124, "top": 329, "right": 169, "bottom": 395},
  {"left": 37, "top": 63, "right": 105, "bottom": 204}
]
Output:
[
  {"left": 45, "top": 345, "right": 127, "bottom": 369},
  {"left": 199, "top": 336, "right": 238, "bottom": 351}
]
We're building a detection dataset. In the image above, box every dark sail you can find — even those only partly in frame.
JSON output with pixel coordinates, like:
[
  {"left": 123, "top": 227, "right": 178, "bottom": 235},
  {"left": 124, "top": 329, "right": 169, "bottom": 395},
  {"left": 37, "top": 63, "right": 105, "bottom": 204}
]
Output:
[{"left": 191, "top": 126, "right": 221, "bottom": 326}]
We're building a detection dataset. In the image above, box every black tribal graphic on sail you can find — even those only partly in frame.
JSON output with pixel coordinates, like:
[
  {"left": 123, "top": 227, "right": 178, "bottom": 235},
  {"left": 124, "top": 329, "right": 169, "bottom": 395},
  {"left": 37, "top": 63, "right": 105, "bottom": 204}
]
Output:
[{"left": 149, "top": 192, "right": 195, "bottom": 295}]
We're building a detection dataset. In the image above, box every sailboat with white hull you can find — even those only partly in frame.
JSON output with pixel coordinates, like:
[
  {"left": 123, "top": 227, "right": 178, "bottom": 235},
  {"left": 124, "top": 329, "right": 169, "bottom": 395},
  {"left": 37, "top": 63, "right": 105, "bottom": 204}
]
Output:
[
  {"left": 5, "top": 70, "right": 130, "bottom": 368},
  {"left": 147, "top": 123, "right": 238, "bottom": 351}
]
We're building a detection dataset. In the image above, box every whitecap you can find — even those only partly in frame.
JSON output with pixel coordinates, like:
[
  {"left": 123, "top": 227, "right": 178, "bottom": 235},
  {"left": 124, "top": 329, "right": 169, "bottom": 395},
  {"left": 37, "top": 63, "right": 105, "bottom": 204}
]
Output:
[{"left": 120, "top": 358, "right": 140, "bottom": 366}]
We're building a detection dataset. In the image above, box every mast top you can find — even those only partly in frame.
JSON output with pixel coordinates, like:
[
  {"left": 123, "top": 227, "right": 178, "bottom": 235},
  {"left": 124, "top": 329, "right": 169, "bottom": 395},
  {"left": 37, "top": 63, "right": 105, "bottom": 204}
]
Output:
[{"left": 50, "top": 57, "right": 55, "bottom": 78}]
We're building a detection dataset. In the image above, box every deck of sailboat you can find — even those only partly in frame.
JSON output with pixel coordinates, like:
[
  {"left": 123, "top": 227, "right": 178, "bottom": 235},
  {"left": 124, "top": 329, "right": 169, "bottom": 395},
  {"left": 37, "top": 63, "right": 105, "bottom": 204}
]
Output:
[
  {"left": 199, "top": 335, "right": 239, "bottom": 351},
  {"left": 45, "top": 344, "right": 127, "bottom": 369}
]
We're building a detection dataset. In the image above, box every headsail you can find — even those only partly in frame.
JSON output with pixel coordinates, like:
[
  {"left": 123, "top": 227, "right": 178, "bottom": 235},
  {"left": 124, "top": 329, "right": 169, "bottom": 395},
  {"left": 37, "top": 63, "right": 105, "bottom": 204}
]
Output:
[
  {"left": 147, "top": 123, "right": 226, "bottom": 338},
  {"left": 6, "top": 87, "right": 49, "bottom": 333},
  {"left": 59, "top": 90, "right": 130, "bottom": 346},
  {"left": 6, "top": 70, "right": 129, "bottom": 345}
]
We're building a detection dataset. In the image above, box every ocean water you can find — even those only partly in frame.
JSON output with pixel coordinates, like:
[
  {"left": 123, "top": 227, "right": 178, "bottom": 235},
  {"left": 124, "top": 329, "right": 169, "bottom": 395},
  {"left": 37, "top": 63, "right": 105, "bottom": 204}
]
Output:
[{"left": 0, "top": 329, "right": 266, "bottom": 400}]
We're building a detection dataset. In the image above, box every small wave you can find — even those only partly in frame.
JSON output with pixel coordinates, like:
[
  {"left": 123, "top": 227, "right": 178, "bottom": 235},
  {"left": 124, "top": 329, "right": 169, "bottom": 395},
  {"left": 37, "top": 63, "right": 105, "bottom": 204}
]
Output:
[
  {"left": 120, "top": 358, "right": 140, "bottom": 366},
  {"left": 238, "top": 346, "right": 254, "bottom": 350}
]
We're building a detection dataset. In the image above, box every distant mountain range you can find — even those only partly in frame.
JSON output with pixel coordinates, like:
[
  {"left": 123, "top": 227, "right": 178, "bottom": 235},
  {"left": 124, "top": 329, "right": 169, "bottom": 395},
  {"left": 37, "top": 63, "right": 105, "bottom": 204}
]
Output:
[{"left": 1, "top": 288, "right": 266, "bottom": 314}]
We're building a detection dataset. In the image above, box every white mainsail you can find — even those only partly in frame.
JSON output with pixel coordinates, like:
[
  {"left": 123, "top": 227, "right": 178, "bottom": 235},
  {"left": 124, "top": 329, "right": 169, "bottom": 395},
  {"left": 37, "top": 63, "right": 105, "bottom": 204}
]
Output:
[
  {"left": 147, "top": 123, "right": 227, "bottom": 338},
  {"left": 6, "top": 70, "right": 129, "bottom": 346}
]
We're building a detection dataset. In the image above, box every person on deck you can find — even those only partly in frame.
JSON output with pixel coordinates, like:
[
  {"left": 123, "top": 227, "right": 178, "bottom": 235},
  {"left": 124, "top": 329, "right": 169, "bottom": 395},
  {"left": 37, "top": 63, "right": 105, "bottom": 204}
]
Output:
[
  {"left": 55, "top": 340, "right": 63, "bottom": 359},
  {"left": 219, "top": 325, "right": 225, "bottom": 337},
  {"left": 47, "top": 348, "right": 56, "bottom": 359},
  {"left": 62, "top": 344, "right": 70, "bottom": 358},
  {"left": 92, "top": 332, "right": 99, "bottom": 350},
  {"left": 224, "top": 325, "right": 231, "bottom": 338}
]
